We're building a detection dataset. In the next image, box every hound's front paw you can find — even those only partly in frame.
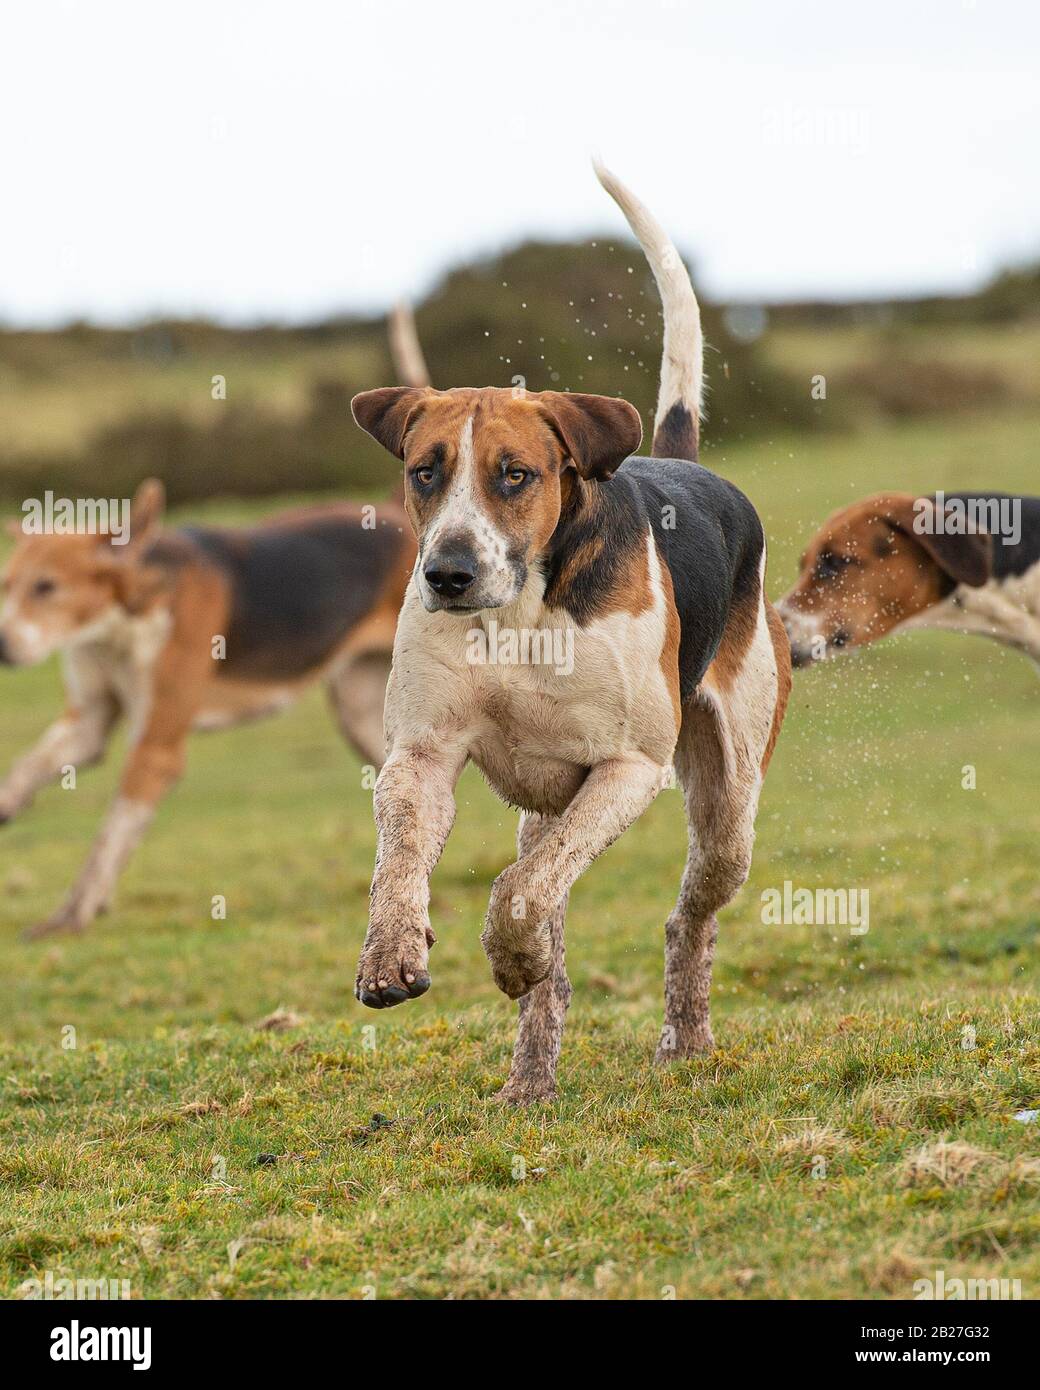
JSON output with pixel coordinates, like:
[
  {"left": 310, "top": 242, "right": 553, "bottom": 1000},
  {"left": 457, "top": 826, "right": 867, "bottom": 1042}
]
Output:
[
  {"left": 354, "top": 923, "right": 435, "bottom": 1009},
  {"left": 481, "top": 873, "right": 553, "bottom": 999}
]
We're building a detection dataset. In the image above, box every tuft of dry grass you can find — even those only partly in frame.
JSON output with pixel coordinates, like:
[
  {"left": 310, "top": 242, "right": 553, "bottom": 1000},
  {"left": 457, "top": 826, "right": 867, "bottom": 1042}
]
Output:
[
  {"left": 773, "top": 1123, "right": 848, "bottom": 1157},
  {"left": 900, "top": 1141, "right": 1040, "bottom": 1191}
]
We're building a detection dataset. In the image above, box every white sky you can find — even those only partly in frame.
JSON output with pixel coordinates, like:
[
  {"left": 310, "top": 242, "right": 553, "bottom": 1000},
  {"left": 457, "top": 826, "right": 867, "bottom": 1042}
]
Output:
[{"left": 3, "top": 0, "right": 1039, "bottom": 325}]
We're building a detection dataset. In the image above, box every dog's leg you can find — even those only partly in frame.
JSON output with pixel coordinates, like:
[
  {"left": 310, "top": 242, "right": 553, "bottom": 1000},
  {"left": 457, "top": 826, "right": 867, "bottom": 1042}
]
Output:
[
  {"left": 0, "top": 697, "right": 118, "bottom": 824},
  {"left": 24, "top": 710, "right": 195, "bottom": 938},
  {"left": 496, "top": 812, "right": 572, "bottom": 1105},
  {"left": 355, "top": 737, "right": 469, "bottom": 1007},
  {"left": 657, "top": 601, "right": 789, "bottom": 1062},
  {"left": 325, "top": 651, "right": 392, "bottom": 772},
  {"left": 24, "top": 603, "right": 216, "bottom": 939},
  {"left": 657, "top": 701, "right": 758, "bottom": 1060},
  {"left": 25, "top": 795, "right": 158, "bottom": 938},
  {"left": 482, "top": 754, "right": 662, "bottom": 1000}
]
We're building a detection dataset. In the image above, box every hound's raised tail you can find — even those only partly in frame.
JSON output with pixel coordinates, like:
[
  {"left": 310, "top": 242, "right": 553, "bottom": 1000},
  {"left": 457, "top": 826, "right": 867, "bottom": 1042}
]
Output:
[{"left": 593, "top": 158, "right": 703, "bottom": 463}]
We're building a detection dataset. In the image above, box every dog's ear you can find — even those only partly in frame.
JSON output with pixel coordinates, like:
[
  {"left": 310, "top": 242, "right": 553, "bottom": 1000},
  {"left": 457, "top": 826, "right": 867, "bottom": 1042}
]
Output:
[
  {"left": 352, "top": 387, "right": 430, "bottom": 460},
  {"left": 536, "top": 391, "right": 643, "bottom": 481},
  {"left": 128, "top": 478, "right": 165, "bottom": 549},
  {"left": 94, "top": 480, "right": 167, "bottom": 610},
  {"left": 886, "top": 496, "right": 993, "bottom": 589}
]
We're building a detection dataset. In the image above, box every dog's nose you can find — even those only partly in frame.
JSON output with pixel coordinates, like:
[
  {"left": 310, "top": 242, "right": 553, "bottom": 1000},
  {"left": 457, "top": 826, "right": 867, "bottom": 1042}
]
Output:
[
  {"left": 0, "top": 634, "right": 10, "bottom": 665},
  {"left": 789, "top": 644, "right": 813, "bottom": 669},
  {"left": 424, "top": 554, "right": 476, "bottom": 598}
]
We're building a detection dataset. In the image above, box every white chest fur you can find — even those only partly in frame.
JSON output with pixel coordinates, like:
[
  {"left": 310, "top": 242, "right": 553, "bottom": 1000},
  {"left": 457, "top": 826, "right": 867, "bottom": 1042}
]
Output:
[
  {"left": 901, "top": 557, "right": 1040, "bottom": 667},
  {"left": 63, "top": 605, "right": 173, "bottom": 724},
  {"left": 387, "top": 533, "right": 678, "bottom": 813}
]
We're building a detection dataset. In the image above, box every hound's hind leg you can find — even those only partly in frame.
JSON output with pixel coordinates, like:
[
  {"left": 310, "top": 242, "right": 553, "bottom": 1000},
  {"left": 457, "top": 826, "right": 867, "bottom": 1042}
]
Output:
[
  {"left": 657, "top": 598, "right": 790, "bottom": 1063},
  {"left": 326, "top": 651, "right": 393, "bottom": 772},
  {"left": 657, "top": 701, "right": 757, "bottom": 1060}
]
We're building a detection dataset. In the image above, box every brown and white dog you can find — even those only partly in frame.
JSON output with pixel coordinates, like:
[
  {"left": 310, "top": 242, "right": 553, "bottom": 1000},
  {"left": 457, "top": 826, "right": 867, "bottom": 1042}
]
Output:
[
  {"left": 0, "top": 311, "right": 429, "bottom": 937},
  {"left": 778, "top": 492, "right": 1040, "bottom": 670},
  {"left": 350, "top": 163, "right": 791, "bottom": 1103}
]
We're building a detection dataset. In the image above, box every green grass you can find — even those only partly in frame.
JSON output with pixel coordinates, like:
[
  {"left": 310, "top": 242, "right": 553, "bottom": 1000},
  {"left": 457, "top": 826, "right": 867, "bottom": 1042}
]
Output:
[{"left": 1, "top": 408, "right": 1038, "bottom": 1299}]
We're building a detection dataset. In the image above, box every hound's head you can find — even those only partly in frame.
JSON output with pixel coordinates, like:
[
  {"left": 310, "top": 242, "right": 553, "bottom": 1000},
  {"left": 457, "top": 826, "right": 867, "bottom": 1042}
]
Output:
[
  {"left": 777, "top": 492, "right": 993, "bottom": 667},
  {"left": 0, "top": 480, "right": 166, "bottom": 666},
  {"left": 351, "top": 386, "right": 642, "bottom": 612}
]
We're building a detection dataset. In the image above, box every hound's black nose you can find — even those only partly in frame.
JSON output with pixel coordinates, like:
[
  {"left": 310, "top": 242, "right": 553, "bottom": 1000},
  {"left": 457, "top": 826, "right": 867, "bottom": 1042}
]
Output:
[
  {"left": 424, "top": 554, "right": 476, "bottom": 597},
  {"left": 0, "top": 634, "right": 11, "bottom": 665}
]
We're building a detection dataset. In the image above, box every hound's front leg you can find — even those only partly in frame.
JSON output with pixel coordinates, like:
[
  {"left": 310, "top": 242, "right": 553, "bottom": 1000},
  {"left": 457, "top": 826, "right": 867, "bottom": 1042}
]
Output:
[
  {"left": 482, "top": 754, "right": 664, "bottom": 999},
  {"left": 24, "top": 623, "right": 209, "bottom": 939},
  {"left": 25, "top": 797, "right": 157, "bottom": 938},
  {"left": 24, "top": 719, "right": 191, "bottom": 939},
  {"left": 0, "top": 701, "right": 117, "bottom": 824},
  {"left": 356, "top": 739, "right": 467, "bottom": 1008}
]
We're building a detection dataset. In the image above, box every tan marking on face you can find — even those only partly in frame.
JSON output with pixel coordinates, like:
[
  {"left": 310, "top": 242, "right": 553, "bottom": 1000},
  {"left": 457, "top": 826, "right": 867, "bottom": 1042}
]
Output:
[
  {"left": 401, "top": 389, "right": 567, "bottom": 613},
  {"left": 777, "top": 493, "right": 949, "bottom": 664},
  {"left": 0, "top": 533, "right": 127, "bottom": 664}
]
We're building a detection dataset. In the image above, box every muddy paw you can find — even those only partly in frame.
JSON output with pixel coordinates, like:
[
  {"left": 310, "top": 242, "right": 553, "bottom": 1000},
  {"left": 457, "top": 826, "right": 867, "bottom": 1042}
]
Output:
[
  {"left": 354, "top": 925, "right": 435, "bottom": 1009},
  {"left": 481, "top": 925, "right": 552, "bottom": 1000}
]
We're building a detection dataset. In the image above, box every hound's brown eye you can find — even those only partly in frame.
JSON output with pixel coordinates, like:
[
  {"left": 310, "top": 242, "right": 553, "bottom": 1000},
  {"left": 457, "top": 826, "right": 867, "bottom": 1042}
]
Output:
[
  {"left": 505, "top": 468, "right": 527, "bottom": 486},
  {"left": 815, "top": 551, "right": 845, "bottom": 581},
  {"left": 414, "top": 467, "right": 435, "bottom": 486},
  {"left": 32, "top": 577, "right": 56, "bottom": 598}
]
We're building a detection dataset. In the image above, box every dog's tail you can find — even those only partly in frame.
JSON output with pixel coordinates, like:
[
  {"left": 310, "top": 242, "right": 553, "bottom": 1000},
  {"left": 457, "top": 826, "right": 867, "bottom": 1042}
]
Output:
[
  {"left": 388, "top": 300, "right": 431, "bottom": 388},
  {"left": 593, "top": 159, "right": 703, "bottom": 463}
]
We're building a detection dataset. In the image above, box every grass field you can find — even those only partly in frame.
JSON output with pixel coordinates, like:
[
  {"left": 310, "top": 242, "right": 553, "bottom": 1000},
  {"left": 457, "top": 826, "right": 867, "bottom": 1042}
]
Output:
[{"left": 1, "top": 405, "right": 1038, "bottom": 1300}]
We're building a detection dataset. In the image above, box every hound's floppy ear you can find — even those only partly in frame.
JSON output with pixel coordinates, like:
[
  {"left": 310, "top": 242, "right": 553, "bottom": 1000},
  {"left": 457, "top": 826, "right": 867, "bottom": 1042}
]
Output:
[
  {"left": 352, "top": 386, "right": 430, "bottom": 460},
  {"left": 536, "top": 391, "right": 642, "bottom": 481},
  {"left": 887, "top": 496, "right": 993, "bottom": 589},
  {"left": 127, "top": 478, "right": 165, "bottom": 549}
]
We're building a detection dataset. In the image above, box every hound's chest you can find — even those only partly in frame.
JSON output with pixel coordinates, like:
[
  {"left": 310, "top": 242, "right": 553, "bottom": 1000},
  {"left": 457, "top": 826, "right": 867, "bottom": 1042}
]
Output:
[
  {"left": 467, "top": 654, "right": 675, "bottom": 816},
  {"left": 469, "top": 681, "right": 605, "bottom": 815}
]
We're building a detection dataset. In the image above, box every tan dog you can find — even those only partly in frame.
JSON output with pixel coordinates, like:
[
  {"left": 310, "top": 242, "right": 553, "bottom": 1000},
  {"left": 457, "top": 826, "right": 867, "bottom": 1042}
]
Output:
[
  {"left": 0, "top": 306, "right": 434, "bottom": 939},
  {"left": 778, "top": 492, "right": 1040, "bottom": 669},
  {"left": 350, "top": 164, "right": 791, "bottom": 1103},
  {"left": 0, "top": 481, "right": 416, "bottom": 936}
]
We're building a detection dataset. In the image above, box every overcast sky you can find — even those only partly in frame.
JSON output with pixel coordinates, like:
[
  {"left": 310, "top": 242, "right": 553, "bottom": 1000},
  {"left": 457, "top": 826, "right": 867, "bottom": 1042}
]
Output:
[{"left": 3, "top": 0, "right": 1038, "bottom": 325}]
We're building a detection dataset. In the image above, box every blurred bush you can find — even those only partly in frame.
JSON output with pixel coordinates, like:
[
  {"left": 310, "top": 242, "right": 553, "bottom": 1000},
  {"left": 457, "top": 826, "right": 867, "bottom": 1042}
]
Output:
[{"left": 834, "top": 354, "right": 1013, "bottom": 420}]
